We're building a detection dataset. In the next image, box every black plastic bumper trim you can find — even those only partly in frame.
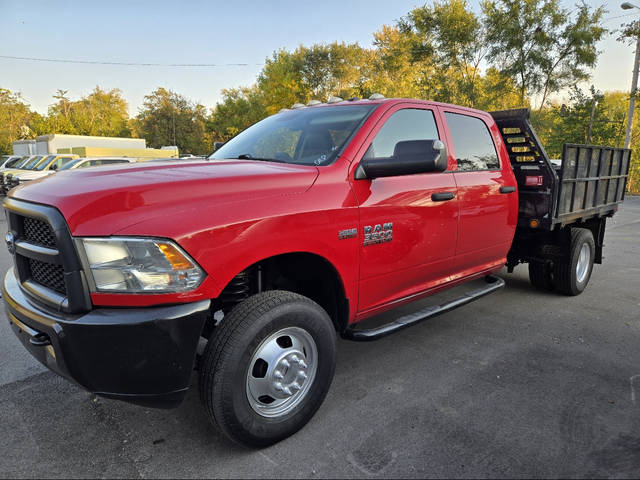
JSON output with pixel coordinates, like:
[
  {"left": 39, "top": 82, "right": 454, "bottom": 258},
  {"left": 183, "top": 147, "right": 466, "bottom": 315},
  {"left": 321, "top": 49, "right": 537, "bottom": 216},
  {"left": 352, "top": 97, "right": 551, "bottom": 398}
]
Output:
[
  {"left": 343, "top": 275, "right": 505, "bottom": 341},
  {"left": 3, "top": 268, "right": 210, "bottom": 409}
]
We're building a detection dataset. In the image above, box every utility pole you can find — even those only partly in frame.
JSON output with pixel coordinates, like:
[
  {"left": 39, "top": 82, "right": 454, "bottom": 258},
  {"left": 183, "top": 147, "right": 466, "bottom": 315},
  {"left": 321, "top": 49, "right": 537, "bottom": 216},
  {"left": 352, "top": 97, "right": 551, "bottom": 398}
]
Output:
[
  {"left": 622, "top": 2, "right": 640, "bottom": 149},
  {"left": 586, "top": 98, "right": 598, "bottom": 145}
]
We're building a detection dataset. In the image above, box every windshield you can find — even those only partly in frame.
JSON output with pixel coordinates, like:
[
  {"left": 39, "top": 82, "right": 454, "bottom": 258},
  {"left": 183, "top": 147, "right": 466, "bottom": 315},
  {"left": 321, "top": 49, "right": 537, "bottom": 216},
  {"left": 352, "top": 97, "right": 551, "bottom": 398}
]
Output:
[
  {"left": 22, "top": 156, "right": 44, "bottom": 169},
  {"left": 209, "top": 105, "right": 376, "bottom": 166},
  {"left": 33, "top": 155, "right": 56, "bottom": 171},
  {"left": 5, "top": 157, "right": 24, "bottom": 168},
  {"left": 15, "top": 157, "right": 34, "bottom": 168},
  {"left": 58, "top": 158, "right": 84, "bottom": 170}
]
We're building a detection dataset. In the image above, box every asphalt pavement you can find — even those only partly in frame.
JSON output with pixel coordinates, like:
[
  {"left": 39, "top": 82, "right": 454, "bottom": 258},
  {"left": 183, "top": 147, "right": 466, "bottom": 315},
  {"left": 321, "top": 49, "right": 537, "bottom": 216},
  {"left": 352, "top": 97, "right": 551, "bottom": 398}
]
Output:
[{"left": 1, "top": 197, "right": 639, "bottom": 478}]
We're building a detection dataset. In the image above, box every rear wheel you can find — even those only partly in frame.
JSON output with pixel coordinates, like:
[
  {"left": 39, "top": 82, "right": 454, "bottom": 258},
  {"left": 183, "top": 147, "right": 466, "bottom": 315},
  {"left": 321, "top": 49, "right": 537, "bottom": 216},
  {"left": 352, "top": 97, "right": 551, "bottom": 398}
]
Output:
[
  {"left": 199, "top": 290, "right": 336, "bottom": 447},
  {"left": 528, "top": 261, "right": 554, "bottom": 291},
  {"left": 554, "top": 228, "right": 595, "bottom": 296}
]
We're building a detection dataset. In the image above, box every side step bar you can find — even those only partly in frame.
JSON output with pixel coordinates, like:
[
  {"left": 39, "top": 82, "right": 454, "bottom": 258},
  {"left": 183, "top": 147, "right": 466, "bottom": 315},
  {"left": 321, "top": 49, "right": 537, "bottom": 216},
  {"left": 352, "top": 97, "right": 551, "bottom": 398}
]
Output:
[{"left": 343, "top": 275, "right": 505, "bottom": 341}]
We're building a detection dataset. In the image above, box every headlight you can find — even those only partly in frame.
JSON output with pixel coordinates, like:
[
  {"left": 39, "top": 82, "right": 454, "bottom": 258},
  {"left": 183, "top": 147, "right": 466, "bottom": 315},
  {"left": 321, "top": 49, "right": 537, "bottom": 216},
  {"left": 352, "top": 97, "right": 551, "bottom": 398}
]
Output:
[{"left": 80, "top": 237, "right": 205, "bottom": 293}]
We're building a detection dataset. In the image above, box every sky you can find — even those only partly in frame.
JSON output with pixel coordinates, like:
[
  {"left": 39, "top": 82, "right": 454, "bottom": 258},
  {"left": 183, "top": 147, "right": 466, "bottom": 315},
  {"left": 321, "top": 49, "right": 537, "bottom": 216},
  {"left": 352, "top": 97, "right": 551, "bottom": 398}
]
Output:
[{"left": 0, "top": 0, "right": 638, "bottom": 116}]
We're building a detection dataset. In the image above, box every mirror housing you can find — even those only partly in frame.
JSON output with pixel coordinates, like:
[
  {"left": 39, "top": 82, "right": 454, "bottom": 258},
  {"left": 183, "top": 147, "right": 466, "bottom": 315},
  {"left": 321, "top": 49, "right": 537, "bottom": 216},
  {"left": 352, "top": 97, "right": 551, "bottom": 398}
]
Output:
[
  {"left": 354, "top": 139, "right": 448, "bottom": 180},
  {"left": 214, "top": 141, "right": 224, "bottom": 151},
  {"left": 49, "top": 164, "right": 58, "bottom": 171}
]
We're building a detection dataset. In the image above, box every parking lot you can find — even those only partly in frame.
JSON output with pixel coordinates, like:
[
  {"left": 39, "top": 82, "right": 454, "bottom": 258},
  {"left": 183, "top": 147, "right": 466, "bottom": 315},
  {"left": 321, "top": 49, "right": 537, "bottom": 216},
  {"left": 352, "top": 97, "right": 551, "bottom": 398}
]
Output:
[{"left": 0, "top": 196, "right": 638, "bottom": 478}]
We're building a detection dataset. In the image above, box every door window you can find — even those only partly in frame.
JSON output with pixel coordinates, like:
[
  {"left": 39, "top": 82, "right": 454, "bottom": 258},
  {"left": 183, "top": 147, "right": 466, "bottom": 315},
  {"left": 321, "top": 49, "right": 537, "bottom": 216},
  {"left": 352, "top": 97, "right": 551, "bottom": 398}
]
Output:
[
  {"left": 445, "top": 112, "right": 499, "bottom": 171},
  {"left": 364, "top": 109, "right": 439, "bottom": 160}
]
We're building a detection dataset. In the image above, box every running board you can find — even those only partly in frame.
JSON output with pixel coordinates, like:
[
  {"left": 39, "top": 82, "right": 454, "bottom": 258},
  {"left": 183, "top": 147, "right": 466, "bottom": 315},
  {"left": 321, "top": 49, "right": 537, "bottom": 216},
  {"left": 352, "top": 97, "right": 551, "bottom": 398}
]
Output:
[{"left": 342, "top": 275, "right": 505, "bottom": 341}]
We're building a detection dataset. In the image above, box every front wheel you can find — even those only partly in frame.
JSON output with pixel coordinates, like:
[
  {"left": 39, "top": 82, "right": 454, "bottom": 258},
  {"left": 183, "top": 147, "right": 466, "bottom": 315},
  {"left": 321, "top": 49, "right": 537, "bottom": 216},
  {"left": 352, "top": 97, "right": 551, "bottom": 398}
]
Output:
[
  {"left": 554, "top": 228, "right": 595, "bottom": 296},
  {"left": 199, "top": 290, "right": 336, "bottom": 447}
]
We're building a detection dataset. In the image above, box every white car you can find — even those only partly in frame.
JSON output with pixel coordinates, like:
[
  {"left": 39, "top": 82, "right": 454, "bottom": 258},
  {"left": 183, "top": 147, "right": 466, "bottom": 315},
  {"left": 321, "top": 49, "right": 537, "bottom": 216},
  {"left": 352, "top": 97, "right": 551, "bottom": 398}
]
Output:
[{"left": 6, "top": 157, "right": 138, "bottom": 191}]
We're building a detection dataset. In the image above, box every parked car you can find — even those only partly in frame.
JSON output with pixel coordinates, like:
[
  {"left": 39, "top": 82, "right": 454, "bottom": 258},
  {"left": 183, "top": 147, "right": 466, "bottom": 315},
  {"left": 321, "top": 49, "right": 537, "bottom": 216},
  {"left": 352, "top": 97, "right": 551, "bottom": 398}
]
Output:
[
  {"left": 2, "top": 156, "right": 136, "bottom": 194},
  {"left": 2, "top": 96, "right": 631, "bottom": 447},
  {"left": 8, "top": 154, "right": 79, "bottom": 183},
  {"left": 1, "top": 155, "right": 24, "bottom": 168}
]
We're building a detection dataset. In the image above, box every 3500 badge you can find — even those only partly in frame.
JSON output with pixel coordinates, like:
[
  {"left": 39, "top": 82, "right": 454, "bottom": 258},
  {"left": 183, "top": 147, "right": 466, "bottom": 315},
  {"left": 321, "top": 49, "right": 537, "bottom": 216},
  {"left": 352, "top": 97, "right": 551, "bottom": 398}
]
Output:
[{"left": 363, "top": 222, "right": 393, "bottom": 246}]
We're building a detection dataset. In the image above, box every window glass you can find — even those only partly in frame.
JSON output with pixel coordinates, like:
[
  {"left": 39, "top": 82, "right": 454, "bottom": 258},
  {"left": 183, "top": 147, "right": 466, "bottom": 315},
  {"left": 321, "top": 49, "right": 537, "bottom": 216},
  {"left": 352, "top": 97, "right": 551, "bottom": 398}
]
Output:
[
  {"left": 23, "top": 156, "right": 44, "bottom": 169},
  {"left": 445, "top": 112, "right": 499, "bottom": 171},
  {"left": 101, "top": 159, "right": 128, "bottom": 165},
  {"left": 365, "top": 109, "right": 439, "bottom": 159},
  {"left": 58, "top": 158, "right": 84, "bottom": 170},
  {"left": 52, "top": 157, "right": 74, "bottom": 170},
  {"left": 34, "top": 155, "right": 56, "bottom": 171},
  {"left": 210, "top": 105, "right": 374, "bottom": 166}
]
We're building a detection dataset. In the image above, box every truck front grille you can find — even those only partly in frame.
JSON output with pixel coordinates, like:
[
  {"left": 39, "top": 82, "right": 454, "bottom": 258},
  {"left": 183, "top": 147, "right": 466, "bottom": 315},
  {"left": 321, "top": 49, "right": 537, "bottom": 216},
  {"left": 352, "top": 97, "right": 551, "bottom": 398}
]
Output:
[
  {"left": 28, "top": 258, "right": 66, "bottom": 294},
  {"left": 23, "top": 217, "right": 57, "bottom": 247},
  {"left": 3, "top": 197, "right": 90, "bottom": 313}
]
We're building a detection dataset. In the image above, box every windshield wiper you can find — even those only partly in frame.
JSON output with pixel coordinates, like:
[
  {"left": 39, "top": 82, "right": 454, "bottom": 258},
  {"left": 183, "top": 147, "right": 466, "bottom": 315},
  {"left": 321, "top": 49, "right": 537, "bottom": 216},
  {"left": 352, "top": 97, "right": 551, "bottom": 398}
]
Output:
[{"left": 234, "top": 154, "right": 285, "bottom": 163}]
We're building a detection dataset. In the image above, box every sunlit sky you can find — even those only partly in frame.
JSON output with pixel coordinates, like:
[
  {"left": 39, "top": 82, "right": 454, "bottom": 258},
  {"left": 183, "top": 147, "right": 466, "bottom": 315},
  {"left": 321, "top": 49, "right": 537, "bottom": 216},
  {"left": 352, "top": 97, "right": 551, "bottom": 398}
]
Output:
[{"left": 0, "top": 0, "right": 636, "bottom": 115}]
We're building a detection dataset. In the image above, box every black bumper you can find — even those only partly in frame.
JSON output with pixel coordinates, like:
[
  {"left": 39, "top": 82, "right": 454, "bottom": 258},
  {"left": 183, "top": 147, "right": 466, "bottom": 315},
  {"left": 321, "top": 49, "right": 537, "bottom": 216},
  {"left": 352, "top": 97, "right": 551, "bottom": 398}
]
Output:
[{"left": 2, "top": 268, "right": 210, "bottom": 408}]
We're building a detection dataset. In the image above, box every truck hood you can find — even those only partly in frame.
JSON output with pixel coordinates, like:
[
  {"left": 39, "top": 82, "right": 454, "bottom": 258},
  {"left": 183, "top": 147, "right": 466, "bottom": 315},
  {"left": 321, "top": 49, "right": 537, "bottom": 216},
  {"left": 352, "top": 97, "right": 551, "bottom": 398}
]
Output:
[{"left": 10, "top": 159, "right": 319, "bottom": 235}]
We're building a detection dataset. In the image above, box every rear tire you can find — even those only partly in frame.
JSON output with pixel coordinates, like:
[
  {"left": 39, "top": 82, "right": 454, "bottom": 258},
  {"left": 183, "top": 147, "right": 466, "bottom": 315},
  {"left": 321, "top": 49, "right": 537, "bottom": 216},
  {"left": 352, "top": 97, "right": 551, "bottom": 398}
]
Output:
[
  {"left": 528, "top": 261, "right": 554, "bottom": 291},
  {"left": 199, "top": 290, "right": 336, "bottom": 447},
  {"left": 554, "top": 228, "right": 595, "bottom": 296}
]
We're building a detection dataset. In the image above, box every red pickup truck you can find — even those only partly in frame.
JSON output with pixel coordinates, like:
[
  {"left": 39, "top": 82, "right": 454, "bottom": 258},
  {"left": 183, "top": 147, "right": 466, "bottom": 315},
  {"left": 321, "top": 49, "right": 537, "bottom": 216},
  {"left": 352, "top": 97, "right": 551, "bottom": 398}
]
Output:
[{"left": 2, "top": 97, "right": 630, "bottom": 446}]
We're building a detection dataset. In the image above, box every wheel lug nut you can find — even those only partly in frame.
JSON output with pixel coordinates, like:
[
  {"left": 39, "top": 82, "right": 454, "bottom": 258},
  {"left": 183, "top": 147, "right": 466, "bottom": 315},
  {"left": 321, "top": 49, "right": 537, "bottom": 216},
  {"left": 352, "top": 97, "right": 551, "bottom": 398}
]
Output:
[
  {"left": 274, "top": 371, "right": 284, "bottom": 379},
  {"left": 274, "top": 382, "right": 283, "bottom": 391},
  {"left": 298, "top": 360, "right": 307, "bottom": 369},
  {"left": 291, "top": 382, "right": 301, "bottom": 391},
  {"left": 298, "top": 371, "right": 307, "bottom": 380},
  {"left": 283, "top": 386, "right": 292, "bottom": 396},
  {"left": 290, "top": 355, "right": 299, "bottom": 363},
  {"left": 281, "top": 359, "right": 290, "bottom": 368}
]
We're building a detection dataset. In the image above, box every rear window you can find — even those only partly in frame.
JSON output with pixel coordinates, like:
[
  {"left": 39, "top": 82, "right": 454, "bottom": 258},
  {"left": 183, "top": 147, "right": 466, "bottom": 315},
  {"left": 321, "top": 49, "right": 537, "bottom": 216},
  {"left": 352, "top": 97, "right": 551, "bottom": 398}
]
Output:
[{"left": 445, "top": 112, "right": 500, "bottom": 171}]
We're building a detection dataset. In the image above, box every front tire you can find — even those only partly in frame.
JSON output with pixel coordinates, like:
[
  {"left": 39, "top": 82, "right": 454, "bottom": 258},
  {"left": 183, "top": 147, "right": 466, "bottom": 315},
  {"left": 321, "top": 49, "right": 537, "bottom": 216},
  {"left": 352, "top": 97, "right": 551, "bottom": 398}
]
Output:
[
  {"left": 554, "top": 228, "right": 595, "bottom": 296},
  {"left": 199, "top": 290, "right": 336, "bottom": 447}
]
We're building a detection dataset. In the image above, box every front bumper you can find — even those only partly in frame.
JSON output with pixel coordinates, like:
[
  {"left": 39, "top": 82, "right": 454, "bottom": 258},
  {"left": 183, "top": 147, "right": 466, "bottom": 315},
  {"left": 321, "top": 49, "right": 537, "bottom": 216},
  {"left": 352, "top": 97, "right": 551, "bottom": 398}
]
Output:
[{"left": 2, "top": 268, "right": 210, "bottom": 408}]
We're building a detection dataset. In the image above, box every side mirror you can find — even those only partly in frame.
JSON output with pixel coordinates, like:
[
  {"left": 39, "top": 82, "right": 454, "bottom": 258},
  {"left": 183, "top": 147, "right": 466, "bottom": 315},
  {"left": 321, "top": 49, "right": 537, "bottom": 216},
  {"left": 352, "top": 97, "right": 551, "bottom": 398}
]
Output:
[
  {"left": 50, "top": 164, "right": 58, "bottom": 171},
  {"left": 354, "top": 139, "right": 447, "bottom": 180},
  {"left": 214, "top": 141, "right": 224, "bottom": 151}
]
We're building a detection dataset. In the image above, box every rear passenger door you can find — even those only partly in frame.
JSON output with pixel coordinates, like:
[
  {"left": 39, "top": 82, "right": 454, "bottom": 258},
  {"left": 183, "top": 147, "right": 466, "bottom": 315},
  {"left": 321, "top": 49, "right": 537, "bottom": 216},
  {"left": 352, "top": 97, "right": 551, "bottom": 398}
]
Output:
[{"left": 443, "top": 110, "right": 516, "bottom": 277}]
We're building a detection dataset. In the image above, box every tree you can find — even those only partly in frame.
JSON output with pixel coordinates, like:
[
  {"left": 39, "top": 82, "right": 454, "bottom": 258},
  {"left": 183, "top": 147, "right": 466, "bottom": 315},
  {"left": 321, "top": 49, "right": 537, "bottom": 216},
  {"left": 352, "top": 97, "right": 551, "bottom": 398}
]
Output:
[
  {"left": 397, "top": 0, "right": 487, "bottom": 106},
  {"left": 46, "top": 87, "right": 130, "bottom": 137},
  {"left": 207, "top": 86, "right": 267, "bottom": 141},
  {"left": 0, "top": 88, "right": 38, "bottom": 154},
  {"left": 531, "top": 87, "right": 628, "bottom": 160},
  {"left": 134, "top": 88, "right": 208, "bottom": 154},
  {"left": 70, "top": 87, "right": 130, "bottom": 137},
  {"left": 483, "top": 0, "right": 606, "bottom": 109}
]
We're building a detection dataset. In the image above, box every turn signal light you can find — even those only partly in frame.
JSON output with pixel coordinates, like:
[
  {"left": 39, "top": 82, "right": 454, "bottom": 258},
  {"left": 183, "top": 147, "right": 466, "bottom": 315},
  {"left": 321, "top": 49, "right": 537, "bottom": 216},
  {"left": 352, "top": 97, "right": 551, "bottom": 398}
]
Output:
[{"left": 529, "top": 219, "right": 540, "bottom": 228}]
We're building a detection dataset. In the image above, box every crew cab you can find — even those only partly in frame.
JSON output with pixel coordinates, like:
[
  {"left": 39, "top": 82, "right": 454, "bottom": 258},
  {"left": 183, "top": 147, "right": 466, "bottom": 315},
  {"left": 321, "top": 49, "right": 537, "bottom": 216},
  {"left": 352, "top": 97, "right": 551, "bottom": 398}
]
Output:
[{"left": 2, "top": 96, "right": 630, "bottom": 447}]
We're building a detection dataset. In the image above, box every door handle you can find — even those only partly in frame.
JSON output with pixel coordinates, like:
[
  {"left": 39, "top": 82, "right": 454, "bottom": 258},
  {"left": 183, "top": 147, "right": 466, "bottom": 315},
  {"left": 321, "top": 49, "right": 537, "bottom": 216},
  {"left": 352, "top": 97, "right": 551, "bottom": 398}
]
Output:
[
  {"left": 431, "top": 192, "right": 455, "bottom": 202},
  {"left": 500, "top": 186, "right": 516, "bottom": 194}
]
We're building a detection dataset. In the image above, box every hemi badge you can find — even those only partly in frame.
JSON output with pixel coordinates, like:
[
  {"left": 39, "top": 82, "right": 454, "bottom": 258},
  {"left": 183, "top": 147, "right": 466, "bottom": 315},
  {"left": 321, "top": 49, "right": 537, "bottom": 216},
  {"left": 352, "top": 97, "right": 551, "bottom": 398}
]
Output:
[{"left": 338, "top": 228, "right": 357, "bottom": 240}]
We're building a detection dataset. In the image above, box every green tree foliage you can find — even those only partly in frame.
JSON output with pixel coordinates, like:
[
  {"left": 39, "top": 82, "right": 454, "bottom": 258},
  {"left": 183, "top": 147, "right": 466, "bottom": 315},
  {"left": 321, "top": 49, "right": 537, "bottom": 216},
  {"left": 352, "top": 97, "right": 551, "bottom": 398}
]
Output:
[
  {"left": 483, "top": 0, "right": 606, "bottom": 109},
  {"left": 46, "top": 87, "right": 131, "bottom": 137},
  {"left": 532, "top": 88, "right": 627, "bottom": 158},
  {"left": 207, "top": 86, "right": 267, "bottom": 141},
  {"left": 0, "top": 88, "right": 40, "bottom": 154},
  {"left": 133, "top": 88, "right": 208, "bottom": 154}
]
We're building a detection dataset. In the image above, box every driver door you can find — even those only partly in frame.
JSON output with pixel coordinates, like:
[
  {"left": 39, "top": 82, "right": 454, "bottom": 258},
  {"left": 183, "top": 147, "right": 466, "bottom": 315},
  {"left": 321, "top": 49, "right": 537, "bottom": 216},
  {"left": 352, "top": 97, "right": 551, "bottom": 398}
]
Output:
[{"left": 350, "top": 104, "right": 459, "bottom": 315}]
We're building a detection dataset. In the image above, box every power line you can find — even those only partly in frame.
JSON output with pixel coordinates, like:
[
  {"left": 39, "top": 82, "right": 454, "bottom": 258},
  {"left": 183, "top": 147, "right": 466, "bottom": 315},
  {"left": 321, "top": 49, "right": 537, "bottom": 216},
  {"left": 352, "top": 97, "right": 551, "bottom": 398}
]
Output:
[
  {"left": 0, "top": 54, "right": 264, "bottom": 67},
  {"left": 602, "top": 12, "right": 640, "bottom": 23}
]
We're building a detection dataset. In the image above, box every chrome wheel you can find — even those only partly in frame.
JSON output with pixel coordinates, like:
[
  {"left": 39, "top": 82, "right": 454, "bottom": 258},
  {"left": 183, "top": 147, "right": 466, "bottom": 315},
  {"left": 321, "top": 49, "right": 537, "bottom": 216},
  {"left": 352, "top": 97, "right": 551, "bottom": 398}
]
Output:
[
  {"left": 576, "top": 243, "right": 591, "bottom": 284},
  {"left": 246, "top": 326, "right": 318, "bottom": 418}
]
